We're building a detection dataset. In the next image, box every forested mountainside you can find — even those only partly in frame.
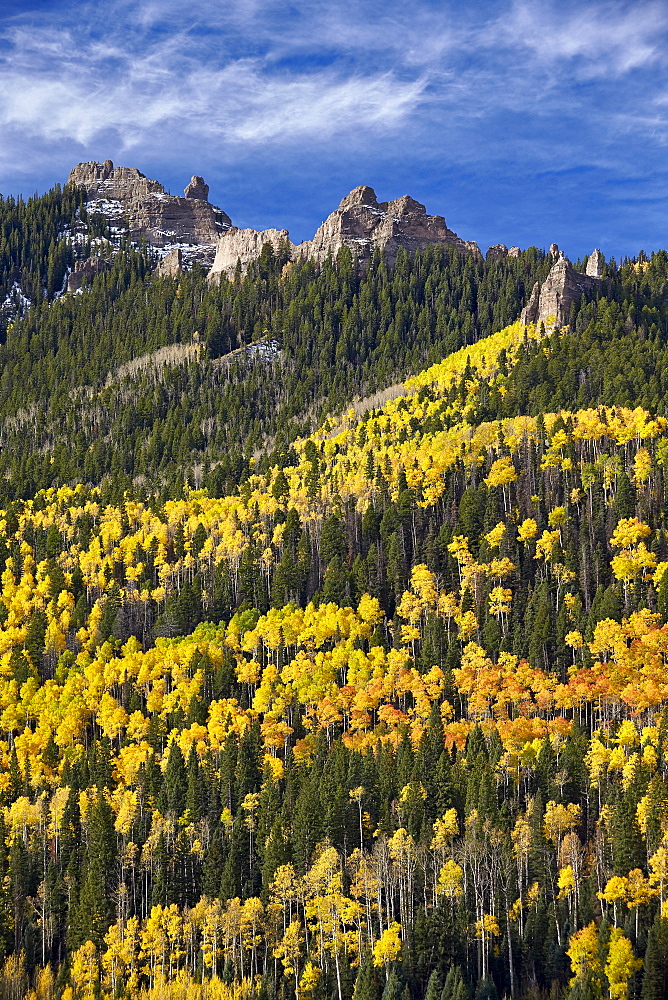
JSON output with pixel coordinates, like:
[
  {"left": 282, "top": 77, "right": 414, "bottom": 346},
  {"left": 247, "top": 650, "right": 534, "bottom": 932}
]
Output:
[
  {"left": 0, "top": 185, "right": 552, "bottom": 503},
  {"left": 0, "top": 183, "right": 668, "bottom": 1000}
]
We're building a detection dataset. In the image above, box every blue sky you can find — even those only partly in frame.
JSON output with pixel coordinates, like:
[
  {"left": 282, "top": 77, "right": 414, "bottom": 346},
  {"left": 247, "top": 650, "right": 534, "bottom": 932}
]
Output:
[{"left": 0, "top": 0, "right": 666, "bottom": 258}]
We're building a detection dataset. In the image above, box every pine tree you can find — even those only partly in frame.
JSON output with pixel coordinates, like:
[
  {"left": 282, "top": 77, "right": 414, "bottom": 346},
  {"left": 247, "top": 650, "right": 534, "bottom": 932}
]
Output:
[
  {"left": 473, "top": 978, "right": 498, "bottom": 1000},
  {"left": 354, "top": 950, "right": 381, "bottom": 1000},
  {"left": 611, "top": 791, "right": 645, "bottom": 874},
  {"left": 185, "top": 743, "right": 203, "bottom": 822},
  {"left": 160, "top": 740, "right": 187, "bottom": 818},
  {"left": 641, "top": 915, "right": 668, "bottom": 1000},
  {"left": 381, "top": 969, "right": 403, "bottom": 1000},
  {"left": 441, "top": 967, "right": 468, "bottom": 1000},
  {"left": 73, "top": 790, "right": 116, "bottom": 948},
  {"left": 151, "top": 832, "right": 171, "bottom": 907}
]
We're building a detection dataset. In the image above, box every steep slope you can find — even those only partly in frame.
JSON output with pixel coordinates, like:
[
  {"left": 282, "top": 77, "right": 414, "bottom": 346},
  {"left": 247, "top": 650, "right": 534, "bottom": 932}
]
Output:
[
  {"left": 0, "top": 237, "right": 549, "bottom": 501},
  {"left": 0, "top": 273, "right": 666, "bottom": 999},
  {"left": 1, "top": 176, "right": 668, "bottom": 1000},
  {"left": 0, "top": 183, "right": 85, "bottom": 331}
]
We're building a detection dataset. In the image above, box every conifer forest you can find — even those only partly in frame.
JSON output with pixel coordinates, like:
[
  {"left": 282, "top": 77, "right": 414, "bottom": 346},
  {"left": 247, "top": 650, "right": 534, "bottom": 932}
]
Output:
[{"left": 1, "top": 183, "right": 668, "bottom": 1000}]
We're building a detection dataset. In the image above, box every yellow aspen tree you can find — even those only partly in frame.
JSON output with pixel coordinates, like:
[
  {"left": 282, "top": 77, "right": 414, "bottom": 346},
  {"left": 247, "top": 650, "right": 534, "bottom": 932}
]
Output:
[
  {"left": 517, "top": 518, "right": 538, "bottom": 543},
  {"left": 543, "top": 801, "right": 581, "bottom": 853},
  {"left": 484, "top": 457, "right": 517, "bottom": 515},
  {"left": 598, "top": 876, "right": 628, "bottom": 926},
  {"left": 484, "top": 522, "right": 506, "bottom": 550},
  {"left": 101, "top": 921, "right": 128, "bottom": 996},
  {"left": 429, "top": 809, "right": 459, "bottom": 905},
  {"left": 274, "top": 918, "right": 303, "bottom": 995},
  {"left": 604, "top": 928, "right": 642, "bottom": 1000},
  {"left": 240, "top": 897, "right": 264, "bottom": 980},
  {"left": 70, "top": 941, "right": 99, "bottom": 1000},
  {"left": 557, "top": 865, "right": 575, "bottom": 900},
  {"left": 633, "top": 447, "right": 652, "bottom": 489},
  {"left": 347, "top": 848, "right": 378, "bottom": 951},
  {"left": 199, "top": 898, "right": 224, "bottom": 979},
  {"left": 436, "top": 861, "right": 464, "bottom": 902},
  {"left": 298, "top": 961, "right": 321, "bottom": 1000},
  {"left": 511, "top": 815, "right": 532, "bottom": 937},
  {"left": 34, "top": 965, "right": 56, "bottom": 1000},
  {"left": 165, "top": 903, "right": 183, "bottom": 979},
  {"left": 388, "top": 828, "right": 418, "bottom": 930},
  {"left": 649, "top": 845, "right": 668, "bottom": 907},
  {"left": 474, "top": 915, "right": 500, "bottom": 983},
  {"left": 372, "top": 922, "right": 402, "bottom": 976},
  {"left": 566, "top": 922, "right": 601, "bottom": 991}
]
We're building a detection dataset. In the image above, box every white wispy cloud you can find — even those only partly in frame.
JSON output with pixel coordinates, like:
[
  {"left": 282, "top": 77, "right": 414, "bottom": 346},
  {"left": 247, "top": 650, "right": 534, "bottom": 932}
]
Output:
[
  {"left": 0, "top": 0, "right": 667, "bottom": 186},
  {"left": 0, "top": 2, "right": 429, "bottom": 154},
  {"left": 497, "top": 0, "right": 668, "bottom": 79}
]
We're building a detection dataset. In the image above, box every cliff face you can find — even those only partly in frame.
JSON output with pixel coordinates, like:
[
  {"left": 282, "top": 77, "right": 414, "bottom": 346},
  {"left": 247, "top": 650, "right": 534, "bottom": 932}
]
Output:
[
  {"left": 586, "top": 248, "right": 604, "bottom": 278},
  {"left": 66, "top": 255, "right": 111, "bottom": 293},
  {"left": 209, "top": 228, "right": 291, "bottom": 276},
  {"left": 68, "top": 161, "right": 231, "bottom": 260},
  {"left": 297, "top": 186, "right": 480, "bottom": 265},
  {"left": 68, "top": 160, "right": 163, "bottom": 200},
  {"left": 521, "top": 248, "right": 603, "bottom": 328},
  {"left": 208, "top": 185, "right": 480, "bottom": 279},
  {"left": 154, "top": 249, "right": 183, "bottom": 279},
  {"left": 126, "top": 194, "right": 229, "bottom": 248}
]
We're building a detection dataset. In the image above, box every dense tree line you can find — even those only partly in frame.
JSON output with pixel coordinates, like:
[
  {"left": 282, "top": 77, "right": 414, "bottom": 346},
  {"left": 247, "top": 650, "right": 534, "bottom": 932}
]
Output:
[
  {"left": 1, "top": 197, "right": 668, "bottom": 511},
  {"left": 0, "top": 419, "right": 667, "bottom": 1000},
  {"left": 0, "top": 184, "right": 89, "bottom": 330}
]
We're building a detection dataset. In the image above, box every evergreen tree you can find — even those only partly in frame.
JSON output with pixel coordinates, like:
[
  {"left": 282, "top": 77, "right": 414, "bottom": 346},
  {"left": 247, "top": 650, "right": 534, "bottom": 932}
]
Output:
[
  {"left": 160, "top": 740, "right": 187, "bottom": 818},
  {"left": 353, "top": 952, "right": 381, "bottom": 1000},
  {"left": 641, "top": 916, "right": 668, "bottom": 1000}
]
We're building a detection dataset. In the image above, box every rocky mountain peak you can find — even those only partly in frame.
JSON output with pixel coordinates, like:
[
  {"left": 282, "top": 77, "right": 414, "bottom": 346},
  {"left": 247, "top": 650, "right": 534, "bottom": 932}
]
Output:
[
  {"left": 68, "top": 160, "right": 164, "bottom": 200},
  {"left": 338, "top": 186, "right": 378, "bottom": 210},
  {"left": 486, "top": 244, "right": 521, "bottom": 261},
  {"left": 383, "top": 194, "right": 426, "bottom": 217},
  {"left": 209, "top": 186, "right": 480, "bottom": 279},
  {"left": 586, "top": 248, "right": 604, "bottom": 278},
  {"left": 68, "top": 160, "right": 230, "bottom": 265}
]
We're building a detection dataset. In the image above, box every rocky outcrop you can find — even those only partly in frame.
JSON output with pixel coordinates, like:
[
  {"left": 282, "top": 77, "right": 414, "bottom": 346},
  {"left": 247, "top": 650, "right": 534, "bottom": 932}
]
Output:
[
  {"left": 154, "top": 249, "right": 183, "bottom": 279},
  {"left": 208, "top": 185, "right": 480, "bottom": 279},
  {"left": 184, "top": 176, "right": 209, "bottom": 200},
  {"left": 128, "top": 195, "right": 230, "bottom": 248},
  {"left": 522, "top": 281, "right": 541, "bottom": 324},
  {"left": 210, "top": 228, "right": 291, "bottom": 276},
  {"left": 586, "top": 249, "right": 604, "bottom": 278},
  {"left": 68, "top": 161, "right": 163, "bottom": 200},
  {"left": 486, "top": 244, "right": 521, "bottom": 261},
  {"left": 68, "top": 161, "right": 230, "bottom": 253},
  {"left": 67, "top": 256, "right": 111, "bottom": 292},
  {"left": 297, "top": 186, "right": 480, "bottom": 267},
  {"left": 521, "top": 247, "right": 602, "bottom": 328}
]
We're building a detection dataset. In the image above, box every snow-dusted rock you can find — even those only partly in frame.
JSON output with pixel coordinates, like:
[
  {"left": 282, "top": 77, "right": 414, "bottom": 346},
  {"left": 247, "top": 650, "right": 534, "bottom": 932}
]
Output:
[{"left": 68, "top": 161, "right": 230, "bottom": 253}]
